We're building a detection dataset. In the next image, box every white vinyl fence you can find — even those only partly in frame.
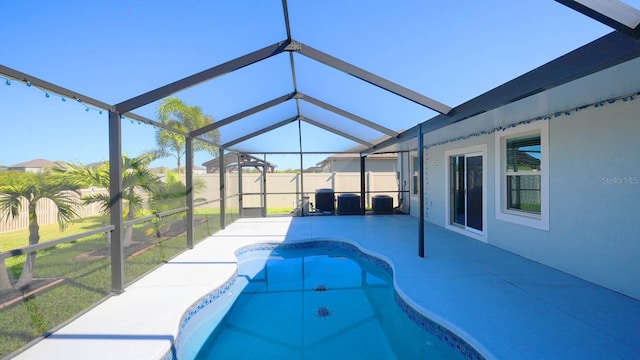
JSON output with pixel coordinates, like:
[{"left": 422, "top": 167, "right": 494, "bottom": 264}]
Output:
[
  {"left": 0, "top": 188, "right": 106, "bottom": 234},
  {"left": 1, "top": 172, "right": 400, "bottom": 234},
  {"left": 198, "top": 171, "right": 400, "bottom": 210}
]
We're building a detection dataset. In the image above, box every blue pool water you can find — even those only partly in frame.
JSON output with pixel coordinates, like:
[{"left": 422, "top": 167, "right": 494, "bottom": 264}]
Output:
[{"left": 175, "top": 242, "right": 480, "bottom": 359}]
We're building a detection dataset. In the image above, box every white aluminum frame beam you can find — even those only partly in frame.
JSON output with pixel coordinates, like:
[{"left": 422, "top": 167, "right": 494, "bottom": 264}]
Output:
[
  {"left": 282, "top": 0, "right": 293, "bottom": 40},
  {"left": 233, "top": 151, "right": 361, "bottom": 155},
  {"left": 290, "top": 41, "right": 452, "bottom": 115},
  {"left": 0, "top": 64, "right": 195, "bottom": 140},
  {"left": 297, "top": 92, "right": 398, "bottom": 137},
  {"left": 124, "top": 111, "right": 192, "bottom": 138},
  {"left": 190, "top": 91, "right": 398, "bottom": 151},
  {"left": 0, "top": 64, "right": 113, "bottom": 111},
  {"left": 222, "top": 116, "right": 298, "bottom": 148},
  {"left": 300, "top": 115, "right": 373, "bottom": 147},
  {"left": 115, "top": 41, "right": 292, "bottom": 113},
  {"left": 190, "top": 92, "right": 297, "bottom": 138},
  {"left": 556, "top": 0, "right": 640, "bottom": 38}
]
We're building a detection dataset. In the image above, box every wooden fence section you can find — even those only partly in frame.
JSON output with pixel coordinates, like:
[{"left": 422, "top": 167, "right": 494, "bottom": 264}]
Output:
[{"left": 1, "top": 172, "right": 400, "bottom": 234}]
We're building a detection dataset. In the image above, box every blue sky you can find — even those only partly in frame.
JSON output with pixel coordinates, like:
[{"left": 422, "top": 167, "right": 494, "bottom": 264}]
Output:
[{"left": 0, "top": 0, "right": 622, "bottom": 170}]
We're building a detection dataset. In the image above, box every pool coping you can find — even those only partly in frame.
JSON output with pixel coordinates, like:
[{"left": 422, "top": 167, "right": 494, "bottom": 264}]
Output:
[{"left": 166, "top": 240, "right": 487, "bottom": 360}]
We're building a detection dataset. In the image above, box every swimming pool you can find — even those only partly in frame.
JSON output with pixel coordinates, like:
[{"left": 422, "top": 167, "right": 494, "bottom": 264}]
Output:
[{"left": 168, "top": 241, "right": 483, "bottom": 359}]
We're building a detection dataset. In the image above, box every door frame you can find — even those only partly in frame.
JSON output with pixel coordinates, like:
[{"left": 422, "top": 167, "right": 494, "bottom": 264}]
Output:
[
  {"left": 239, "top": 163, "right": 267, "bottom": 218},
  {"left": 444, "top": 144, "right": 488, "bottom": 242}
]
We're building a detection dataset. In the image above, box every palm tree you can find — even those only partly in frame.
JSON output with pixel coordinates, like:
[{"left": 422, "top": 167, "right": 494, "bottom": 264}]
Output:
[
  {"left": 152, "top": 170, "right": 206, "bottom": 212},
  {"left": 156, "top": 97, "right": 219, "bottom": 173},
  {"left": 0, "top": 171, "right": 81, "bottom": 290},
  {"left": 149, "top": 169, "right": 207, "bottom": 237},
  {"left": 61, "top": 154, "right": 163, "bottom": 247}
]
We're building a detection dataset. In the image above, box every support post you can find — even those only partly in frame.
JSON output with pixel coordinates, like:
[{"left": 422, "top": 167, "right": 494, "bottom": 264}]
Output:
[
  {"left": 219, "top": 148, "right": 226, "bottom": 229},
  {"left": 186, "top": 137, "right": 194, "bottom": 249},
  {"left": 298, "top": 119, "right": 305, "bottom": 216},
  {"left": 366, "top": 171, "right": 372, "bottom": 209},
  {"left": 295, "top": 173, "right": 301, "bottom": 213},
  {"left": 360, "top": 155, "right": 366, "bottom": 214},
  {"left": 298, "top": 158, "right": 304, "bottom": 216},
  {"left": 262, "top": 153, "right": 267, "bottom": 217},
  {"left": 238, "top": 154, "right": 243, "bottom": 217},
  {"left": 108, "top": 111, "right": 124, "bottom": 293},
  {"left": 401, "top": 152, "right": 407, "bottom": 212},
  {"left": 418, "top": 124, "right": 425, "bottom": 258}
]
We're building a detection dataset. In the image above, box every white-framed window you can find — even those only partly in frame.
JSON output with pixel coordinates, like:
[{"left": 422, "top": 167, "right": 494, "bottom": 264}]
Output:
[{"left": 495, "top": 121, "right": 549, "bottom": 230}]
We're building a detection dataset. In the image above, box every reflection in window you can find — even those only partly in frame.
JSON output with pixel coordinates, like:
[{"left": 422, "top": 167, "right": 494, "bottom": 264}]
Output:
[
  {"left": 506, "top": 135, "right": 541, "bottom": 213},
  {"left": 412, "top": 156, "right": 420, "bottom": 195}
]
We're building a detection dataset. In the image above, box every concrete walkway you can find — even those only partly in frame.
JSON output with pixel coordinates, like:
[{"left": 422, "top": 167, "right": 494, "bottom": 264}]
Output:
[{"left": 13, "top": 216, "right": 640, "bottom": 359}]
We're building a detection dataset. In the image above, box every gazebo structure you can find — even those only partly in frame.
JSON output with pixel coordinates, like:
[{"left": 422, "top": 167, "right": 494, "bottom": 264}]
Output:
[{"left": 202, "top": 153, "right": 276, "bottom": 173}]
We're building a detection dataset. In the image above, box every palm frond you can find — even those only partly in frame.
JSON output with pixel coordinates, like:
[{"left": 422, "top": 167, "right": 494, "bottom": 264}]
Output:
[
  {"left": 82, "top": 193, "right": 112, "bottom": 214},
  {"left": 0, "top": 184, "right": 27, "bottom": 221},
  {"left": 48, "top": 192, "right": 81, "bottom": 230}
]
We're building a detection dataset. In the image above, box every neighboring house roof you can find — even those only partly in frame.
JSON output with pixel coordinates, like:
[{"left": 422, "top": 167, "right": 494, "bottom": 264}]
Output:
[
  {"left": 303, "top": 166, "right": 323, "bottom": 173},
  {"left": 316, "top": 152, "right": 397, "bottom": 167},
  {"left": 331, "top": 153, "right": 397, "bottom": 159},
  {"left": 86, "top": 161, "right": 107, "bottom": 168},
  {"left": 149, "top": 166, "right": 205, "bottom": 174},
  {"left": 149, "top": 166, "right": 169, "bottom": 174},
  {"left": 8, "top": 158, "right": 63, "bottom": 169}
]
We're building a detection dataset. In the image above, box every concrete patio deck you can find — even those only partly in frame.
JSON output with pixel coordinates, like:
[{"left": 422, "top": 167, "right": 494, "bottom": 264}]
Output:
[{"left": 13, "top": 215, "right": 640, "bottom": 359}]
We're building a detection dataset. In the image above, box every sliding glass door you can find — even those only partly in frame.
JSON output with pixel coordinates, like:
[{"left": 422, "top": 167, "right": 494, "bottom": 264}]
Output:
[{"left": 449, "top": 152, "right": 483, "bottom": 233}]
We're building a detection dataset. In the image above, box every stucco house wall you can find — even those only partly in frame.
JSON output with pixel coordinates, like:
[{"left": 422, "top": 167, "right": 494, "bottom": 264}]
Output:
[
  {"left": 411, "top": 95, "right": 640, "bottom": 299},
  {"left": 318, "top": 154, "right": 398, "bottom": 173}
]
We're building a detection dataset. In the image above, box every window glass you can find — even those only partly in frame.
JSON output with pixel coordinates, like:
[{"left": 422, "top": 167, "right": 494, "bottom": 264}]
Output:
[
  {"left": 507, "top": 175, "right": 541, "bottom": 213},
  {"left": 505, "top": 133, "right": 541, "bottom": 214},
  {"left": 506, "top": 136, "right": 541, "bottom": 172}
]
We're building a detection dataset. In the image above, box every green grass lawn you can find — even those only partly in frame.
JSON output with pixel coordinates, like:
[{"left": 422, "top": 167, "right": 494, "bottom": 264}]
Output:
[
  {"left": 195, "top": 206, "right": 291, "bottom": 215},
  {"left": 0, "top": 211, "right": 231, "bottom": 358},
  {"left": 267, "top": 207, "right": 294, "bottom": 214},
  {"left": 0, "top": 216, "right": 109, "bottom": 253},
  {"left": 0, "top": 206, "right": 292, "bottom": 357}
]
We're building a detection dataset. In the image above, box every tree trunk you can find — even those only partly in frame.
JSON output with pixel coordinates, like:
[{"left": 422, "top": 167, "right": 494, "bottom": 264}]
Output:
[
  {"left": 0, "top": 262, "right": 12, "bottom": 291},
  {"left": 123, "top": 203, "right": 135, "bottom": 247},
  {"left": 14, "top": 203, "right": 40, "bottom": 290}
]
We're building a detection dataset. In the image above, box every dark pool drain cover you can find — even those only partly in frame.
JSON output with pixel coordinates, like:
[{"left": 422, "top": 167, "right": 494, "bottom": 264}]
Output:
[
  {"left": 314, "top": 306, "right": 332, "bottom": 319},
  {"left": 314, "top": 284, "right": 328, "bottom": 292}
]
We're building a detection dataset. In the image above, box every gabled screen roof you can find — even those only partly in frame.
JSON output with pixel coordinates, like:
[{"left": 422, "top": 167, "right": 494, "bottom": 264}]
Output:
[{"left": 2, "top": 0, "right": 639, "bottom": 169}]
